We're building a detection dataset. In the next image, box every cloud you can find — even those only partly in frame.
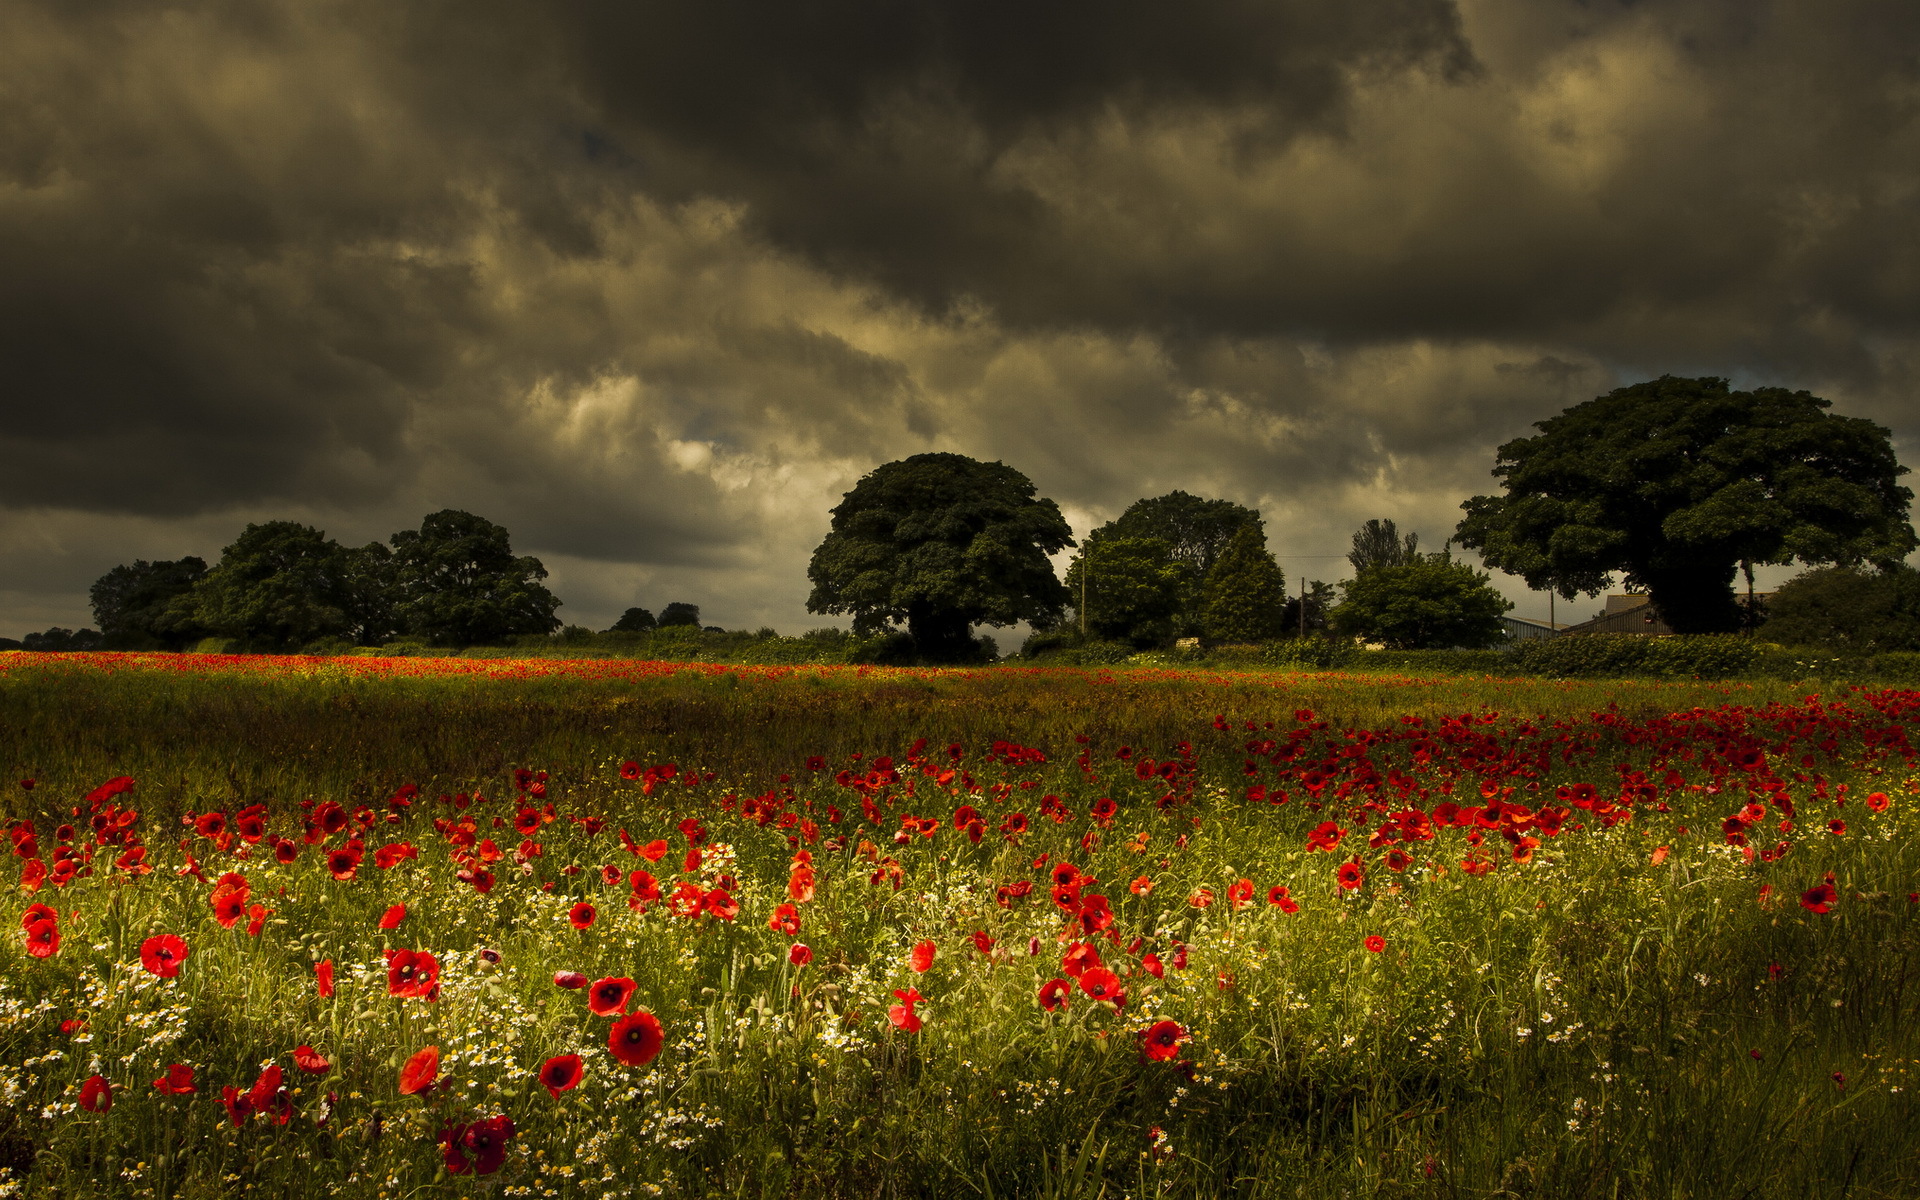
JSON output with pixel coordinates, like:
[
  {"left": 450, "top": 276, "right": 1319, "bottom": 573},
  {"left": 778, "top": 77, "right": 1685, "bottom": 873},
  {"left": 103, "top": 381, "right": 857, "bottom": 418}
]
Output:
[{"left": 1, "top": 0, "right": 1916, "bottom": 636}]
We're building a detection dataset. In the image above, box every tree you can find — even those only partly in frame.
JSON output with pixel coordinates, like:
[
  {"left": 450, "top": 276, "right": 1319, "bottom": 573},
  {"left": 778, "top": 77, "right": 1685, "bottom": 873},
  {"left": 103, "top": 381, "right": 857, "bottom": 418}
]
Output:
[
  {"left": 1348, "top": 519, "right": 1421, "bottom": 576},
  {"left": 89, "top": 557, "right": 210, "bottom": 650},
  {"left": 195, "top": 522, "right": 354, "bottom": 650},
  {"left": 1281, "top": 580, "right": 1338, "bottom": 636},
  {"left": 609, "top": 607, "right": 657, "bottom": 633},
  {"left": 1199, "top": 524, "right": 1288, "bottom": 641},
  {"left": 390, "top": 510, "right": 562, "bottom": 646},
  {"left": 1760, "top": 565, "right": 1920, "bottom": 652},
  {"left": 341, "top": 542, "right": 400, "bottom": 645},
  {"left": 1063, "top": 535, "right": 1189, "bottom": 647},
  {"left": 1330, "top": 558, "right": 1512, "bottom": 649},
  {"left": 657, "top": 602, "right": 701, "bottom": 628},
  {"left": 21, "top": 627, "right": 104, "bottom": 652},
  {"left": 806, "top": 453, "right": 1073, "bottom": 661},
  {"left": 1457, "top": 376, "right": 1917, "bottom": 634},
  {"left": 1106, "top": 491, "right": 1263, "bottom": 578}
]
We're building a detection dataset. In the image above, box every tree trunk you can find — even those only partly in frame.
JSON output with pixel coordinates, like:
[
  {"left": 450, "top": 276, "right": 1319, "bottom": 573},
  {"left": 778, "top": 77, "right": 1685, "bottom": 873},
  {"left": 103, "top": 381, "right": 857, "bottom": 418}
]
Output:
[
  {"left": 1640, "top": 562, "right": 1743, "bottom": 634},
  {"left": 905, "top": 605, "right": 977, "bottom": 663}
]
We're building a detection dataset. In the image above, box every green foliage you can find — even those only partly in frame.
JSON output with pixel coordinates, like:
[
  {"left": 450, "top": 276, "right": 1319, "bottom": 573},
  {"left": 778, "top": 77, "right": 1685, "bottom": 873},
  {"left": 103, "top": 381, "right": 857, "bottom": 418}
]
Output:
[
  {"left": 340, "top": 541, "right": 399, "bottom": 645},
  {"left": 1457, "top": 375, "right": 1918, "bottom": 633},
  {"left": 1761, "top": 565, "right": 1920, "bottom": 652},
  {"left": 1330, "top": 557, "right": 1511, "bottom": 649},
  {"left": 390, "top": 510, "right": 562, "bottom": 646},
  {"left": 1261, "top": 635, "right": 1355, "bottom": 668},
  {"left": 88, "top": 557, "right": 209, "bottom": 650},
  {"left": 1104, "top": 490, "right": 1262, "bottom": 579},
  {"left": 657, "top": 602, "right": 701, "bottom": 628},
  {"left": 609, "top": 607, "right": 657, "bottom": 633},
  {"left": 1064, "top": 535, "right": 1190, "bottom": 647},
  {"left": 806, "top": 453, "right": 1073, "bottom": 660},
  {"left": 1346, "top": 518, "right": 1421, "bottom": 576},
  {"left": 194, "top": 521, "right": 355, "bottom": 651},
  {"left": 1198, "top": 524, "right": 1288, "bottom": 642},
  {"left": 1513, "top": 633, "right": 1764, "bottom": 678}
]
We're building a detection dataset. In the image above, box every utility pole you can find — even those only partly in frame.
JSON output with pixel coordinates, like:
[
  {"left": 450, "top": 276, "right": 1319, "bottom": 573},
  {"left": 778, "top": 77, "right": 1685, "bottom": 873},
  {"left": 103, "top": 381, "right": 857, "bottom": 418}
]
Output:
[
  {"left": 1079, "top": 558, "right": 1087, "bottom": 639},
  {"left": 1299, "top": 575, "right": 1307, "bottom": 638}
]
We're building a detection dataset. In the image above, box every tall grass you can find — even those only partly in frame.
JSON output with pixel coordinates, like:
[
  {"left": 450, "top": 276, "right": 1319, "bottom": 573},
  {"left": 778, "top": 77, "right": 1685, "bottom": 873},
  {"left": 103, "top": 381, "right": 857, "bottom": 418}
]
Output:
[{"left": 0, "top": 652, "right": 1915, "bottom": 1198}]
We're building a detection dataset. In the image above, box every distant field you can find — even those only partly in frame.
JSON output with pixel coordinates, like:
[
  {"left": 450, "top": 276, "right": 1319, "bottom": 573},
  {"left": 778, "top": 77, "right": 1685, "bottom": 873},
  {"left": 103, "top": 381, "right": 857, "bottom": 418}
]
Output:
[{"left": 1, "top": 652, "right": 1916, "bottom": 1198}]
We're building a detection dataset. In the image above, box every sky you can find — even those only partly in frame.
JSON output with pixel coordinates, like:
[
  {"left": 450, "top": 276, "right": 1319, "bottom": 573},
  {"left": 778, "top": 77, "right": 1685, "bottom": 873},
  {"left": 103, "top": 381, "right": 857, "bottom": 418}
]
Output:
[{"left": 4, "top": 0, "right": 1918, "bottom": 639}]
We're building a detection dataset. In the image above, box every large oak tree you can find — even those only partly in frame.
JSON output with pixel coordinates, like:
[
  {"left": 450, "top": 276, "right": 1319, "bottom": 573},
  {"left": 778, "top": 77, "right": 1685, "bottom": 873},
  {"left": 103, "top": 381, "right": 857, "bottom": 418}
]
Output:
[
  {"left": 807, "top": 453, "right": 1073, "bottom": 660},
  {"left": 1456, "top": 376, "right": 1916, "bottom": 633}
]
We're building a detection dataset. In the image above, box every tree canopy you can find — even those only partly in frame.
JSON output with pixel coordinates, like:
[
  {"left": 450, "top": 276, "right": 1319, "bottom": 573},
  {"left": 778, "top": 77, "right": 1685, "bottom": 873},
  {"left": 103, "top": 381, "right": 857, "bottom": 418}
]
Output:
[
  {"left": 1761, "top": 565, "right": 1920, "bottom": 652},
  {"left": 390, "top": 510, "right": 562, "bottom": 646},
  {"left": 658, "top": 602, "right": 701, "bottom": 628},
  {"left": 1331, "top": 557, "right": 1511, "bottom": 649},
  {"left": 609, "top": 607, "right": 657, "bottom": 633},
  {"left": 195, "top": 522, "right": 354, "bottom": 650},
  {"left": 1064, "top": 535, "right": 1188, "bottom": 647},
  {"left": 1199, "top": 524, "right": 1288, "bottom": 642},
  {"left": 806, "top": 453, "right": 1073, "bottom": 660},
  {"left": 1106, "top": 491, "right": 1261, "bottom": 579},
  {"left": 1348, "top": 519, "right": 1421, "bottom": 576},
  {"left": 1456, "top": 376, "right": 1917, "bottom": 633},
  {"left": 89, "top": 556, "right": 209, "bottom": 650}
]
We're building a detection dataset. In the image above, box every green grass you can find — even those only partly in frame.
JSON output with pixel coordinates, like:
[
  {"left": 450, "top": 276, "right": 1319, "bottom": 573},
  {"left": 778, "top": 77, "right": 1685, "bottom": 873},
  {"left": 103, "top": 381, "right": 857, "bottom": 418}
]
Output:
[{"left": 0, "top": 652, "right": 1916, "bottom": 1198}]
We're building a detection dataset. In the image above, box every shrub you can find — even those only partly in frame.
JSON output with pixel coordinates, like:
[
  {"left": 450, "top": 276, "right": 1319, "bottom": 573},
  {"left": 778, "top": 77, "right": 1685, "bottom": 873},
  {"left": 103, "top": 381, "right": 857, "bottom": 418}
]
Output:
[{"left": 1512, "top": 634, "right": 1762, "bottom": 678}]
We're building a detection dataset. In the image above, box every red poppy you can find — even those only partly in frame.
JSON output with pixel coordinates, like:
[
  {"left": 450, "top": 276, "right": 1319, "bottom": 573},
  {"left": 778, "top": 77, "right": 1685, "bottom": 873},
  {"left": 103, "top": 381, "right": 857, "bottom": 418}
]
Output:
[
  {"left": 1365, "top": 935, "right": 1386, "bottom": 953},
  {"left": 444, "top": 1114, "right": 515, "bottom": 1176},
  {"left": 273, "top": 839, "right": 299, "bottom": 865},
  {"left": 538, "top": 1054, "right": 584, "bottom": 1099},
  {"left": 194, "top": 812, "right": 227, "bottom": 839},
  {"left": 1188, "top": 888, "right": 1214, "bottom": 909},
  {"left": 153, "top": 1064, "right": 196, "bottom": 1094},
  {"left": 245, "top": 904, "right": 271, "bottom": 937},
  {"left": 1038, "top": 978, "right": 1072, "bottom": 1011},
  {"left": 1801, "top": 884, "right": 1838, "bottom": 914},
  {"left": 1142, "top": 1019, "right": 1186, "bottom": 1062},
  {"left": 20, "top": 903, "right": 55, "bottom": 930},
  {"left": 1336, "top": 861, "right": 1366, "bottom": 890},
  {"left": 211, "top": 889, "right": 248, "bottom": 929},
  {"left": 1061, "top": 942, "right": 1101, "bottom": 978},
  {"left": 379, "top": 904, "right": 407, "bottom": 930},
  {"left": 293, "top": 1045, "right": 331, "bottom": 1074},
  {"left": 374, "top": 842, "right": 418, "bottom": 870},
  {"left": 1828, "top": 819, "right": 1847, "bottom": 837},
  {"left": 24, "top": 920, "right": 58, "bottom": 958},
  {"left": 219, "top": 1085, "right": 253, "bottom": 1127},
  {"left": 971, "top": 930, "right": 994, "bottom": 956},
  {"left": 1383, "top": 850, "right": 1413, "bottom": 873},
  {"left": 326, "top": 846, "right": 362, "bottom": 881},
  {"left": 140, "top": 934, "right": 189, "bottom": 978},
  {"left": 588, "top": 976, "right": 636, "bottom": 1017},
  {"left": 639, "top": 839, "right": 669, "bottom": 862},
  {"left": 568, "top": 902, "right": 597, "bottom": 930},
  {"left": 789, "top": 943, "right": 813, "bottom": 967},
  {"left": 1078, "top": 967, "right": 1123, "bottom": 1001},
  {"left": 1130, "top": 876, "right": 1155, "bottom": 896},
  {"left": 1866, "top": 791, "right": 1890, "bottom": 813},
  {"left": 701, "top": 888, "right": 739, "bottom": 921},
  {"left": 554, "top": 970, "right": 588, "bottom": 989},
  {"left": 248, "top": 1064, "right": 283, "bottom": 1115},
  {"left": 78, "top": 1074, "right": 112, "bottom": 1113},
  {"left": 888, "top": 987, "right": 923, "bottom": 1033},
  {"left": 387, "top": 949, "right": 441, "bottom": 999},
  {"left": 1226, "top": 879, "right": 1255, "bottom": 909},
  {"left": 768, "top": 903, "right": 802, "bottom": 935},
  {"left": 398, "top": 1046, "right": 439, "bottom": 1095},
  {"left": 315, "top": 959, "right": 335, "bottom": 998},
  {"left": 608, "top": 1010, "right": 665, "bottom": 1066},
  {"left": 910, "top": 940, "right": 936, "bottom": 973}
]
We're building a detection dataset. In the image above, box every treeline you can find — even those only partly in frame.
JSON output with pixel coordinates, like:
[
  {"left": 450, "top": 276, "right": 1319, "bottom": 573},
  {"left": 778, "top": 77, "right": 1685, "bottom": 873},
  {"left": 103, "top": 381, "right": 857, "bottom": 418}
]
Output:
[
  {"left": 1030, "top": 496, "right": 1511, "bottom": 656},
  {"left": 11, "top": 511, "right": 565, "bottom": 654}
]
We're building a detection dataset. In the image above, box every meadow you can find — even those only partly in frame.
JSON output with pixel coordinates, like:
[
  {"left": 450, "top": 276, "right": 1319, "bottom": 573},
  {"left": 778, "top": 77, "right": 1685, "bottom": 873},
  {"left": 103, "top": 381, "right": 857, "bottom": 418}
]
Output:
[{"left": 2, "top": 651, "right": 1917, "bottom": 1199}]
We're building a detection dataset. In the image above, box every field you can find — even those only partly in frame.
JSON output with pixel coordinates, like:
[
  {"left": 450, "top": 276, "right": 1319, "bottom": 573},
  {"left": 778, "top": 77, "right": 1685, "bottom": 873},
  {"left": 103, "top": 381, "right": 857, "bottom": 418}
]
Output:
[{"left": 2, "top": 651, "right": 1918, "bottom": 1199}]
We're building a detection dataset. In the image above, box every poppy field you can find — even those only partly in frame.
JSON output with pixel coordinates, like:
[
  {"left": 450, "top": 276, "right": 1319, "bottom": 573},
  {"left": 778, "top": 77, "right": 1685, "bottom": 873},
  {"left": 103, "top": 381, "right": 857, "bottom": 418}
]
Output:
[{"left": 2, "top": 652, "right": 1919, "bottom": 1198}]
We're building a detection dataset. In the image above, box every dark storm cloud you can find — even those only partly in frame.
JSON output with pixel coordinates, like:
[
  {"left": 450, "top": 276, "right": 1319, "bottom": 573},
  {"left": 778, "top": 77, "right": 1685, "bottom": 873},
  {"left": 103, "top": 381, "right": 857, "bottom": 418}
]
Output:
[{"left": 1, "top": 0, "right": 1917, "bottom": 633}]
